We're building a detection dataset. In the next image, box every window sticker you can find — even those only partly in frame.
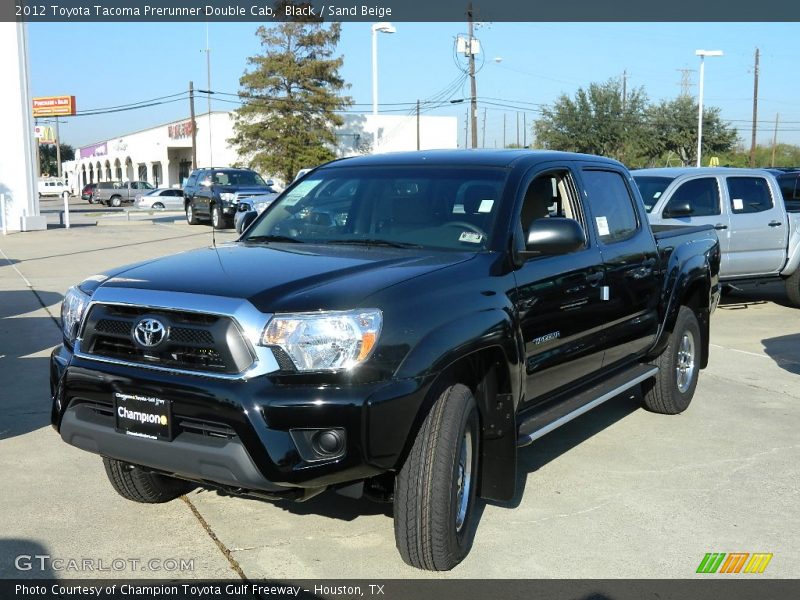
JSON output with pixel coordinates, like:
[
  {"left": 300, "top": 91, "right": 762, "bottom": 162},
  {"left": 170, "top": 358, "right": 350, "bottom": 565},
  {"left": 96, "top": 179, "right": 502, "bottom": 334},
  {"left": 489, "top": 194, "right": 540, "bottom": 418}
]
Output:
[
  {"left": 459, "top": 231, "right": 483, "bottom": 244},
  {"left": 478, "top": 199, "right": 494, "bottom": 213},
  {"left": 282, "top": 180, "right": 322, "bottom": 206},
  {"left": 654, "top": 191, "right": 662, "bottom": 199},
  {"left": 732, "top": 198, "right": 744, "bottom": 211},
  {"left": 595, "top": 216, "right": 610, "bottom": 237}
]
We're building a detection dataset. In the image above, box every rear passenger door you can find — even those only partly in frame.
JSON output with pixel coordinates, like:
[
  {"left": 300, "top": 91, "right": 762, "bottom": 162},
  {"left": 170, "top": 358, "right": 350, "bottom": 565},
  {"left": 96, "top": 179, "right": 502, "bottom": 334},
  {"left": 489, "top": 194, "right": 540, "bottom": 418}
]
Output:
[
  {"left": 579, "top": 167, "right": 661, "bottom": 368},
  {"left": 724, "top": 175, "right": 788, "bottom": 276},
  {"left": 659, "top": 176, "right": 732, "bottom": 272}
]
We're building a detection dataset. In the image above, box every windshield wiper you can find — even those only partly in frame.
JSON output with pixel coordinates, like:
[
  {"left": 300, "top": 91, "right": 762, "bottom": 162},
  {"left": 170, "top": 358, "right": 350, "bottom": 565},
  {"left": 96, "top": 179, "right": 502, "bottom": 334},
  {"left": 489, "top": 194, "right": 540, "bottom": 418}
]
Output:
[
  {"left": 323, "top": 239, "right": 423, "bottom": 249},
  {"left": 243, "top": 235, "right": 304, "bottom": 244}
]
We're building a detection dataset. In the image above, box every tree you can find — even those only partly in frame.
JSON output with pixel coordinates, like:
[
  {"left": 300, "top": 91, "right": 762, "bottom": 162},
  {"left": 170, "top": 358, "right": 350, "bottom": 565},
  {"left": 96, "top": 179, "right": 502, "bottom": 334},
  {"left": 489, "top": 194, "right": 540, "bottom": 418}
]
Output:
[
  {"left": 230, "top": 18, "right": 351, "bottom": 184},
  {"left": 38, "top": 143, "right": 74, "bottom": 177},
  {"left": 645, "top": 96, "right": 737, "bottom": 166},
  {"left": 533, "top": 79, "right": 649, "bottom": 164}
]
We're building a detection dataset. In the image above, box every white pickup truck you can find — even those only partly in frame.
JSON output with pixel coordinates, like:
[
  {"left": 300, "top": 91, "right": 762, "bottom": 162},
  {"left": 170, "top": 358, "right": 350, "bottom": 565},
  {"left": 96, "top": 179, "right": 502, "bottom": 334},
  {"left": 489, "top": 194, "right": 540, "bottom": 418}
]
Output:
[{"left": 634, "top": 167, "right": 800, "bottom": 306}]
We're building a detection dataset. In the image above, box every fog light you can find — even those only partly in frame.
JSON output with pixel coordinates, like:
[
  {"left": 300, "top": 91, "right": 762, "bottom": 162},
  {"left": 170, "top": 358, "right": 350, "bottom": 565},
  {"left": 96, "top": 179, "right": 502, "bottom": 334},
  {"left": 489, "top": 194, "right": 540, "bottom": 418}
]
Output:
[
  {"left": 313, "top": 429, "right": 344, "bottom": 456},
  {"left": 289, "top": 428, "right": 346, "bottom": 462}
]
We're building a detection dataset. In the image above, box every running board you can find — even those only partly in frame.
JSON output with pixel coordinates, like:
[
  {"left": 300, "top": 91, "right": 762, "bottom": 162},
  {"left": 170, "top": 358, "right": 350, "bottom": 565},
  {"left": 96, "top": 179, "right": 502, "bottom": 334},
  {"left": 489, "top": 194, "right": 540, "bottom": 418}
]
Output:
[{"left": 516, "top": 364, "right": 659, "bottom": 447}]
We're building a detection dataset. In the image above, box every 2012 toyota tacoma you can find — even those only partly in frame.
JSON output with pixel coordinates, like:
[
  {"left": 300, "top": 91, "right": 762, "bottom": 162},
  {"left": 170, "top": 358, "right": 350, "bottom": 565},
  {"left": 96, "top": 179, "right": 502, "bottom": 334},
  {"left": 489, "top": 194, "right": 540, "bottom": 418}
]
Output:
[{"left": 51, "top": 150, "right": 721, "bottom": 571}]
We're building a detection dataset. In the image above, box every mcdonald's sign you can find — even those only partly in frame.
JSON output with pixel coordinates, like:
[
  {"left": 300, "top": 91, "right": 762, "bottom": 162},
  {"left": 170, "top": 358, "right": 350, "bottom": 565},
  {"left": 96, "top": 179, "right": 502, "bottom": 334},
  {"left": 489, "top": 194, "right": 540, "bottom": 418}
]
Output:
[{"left": 696, "top": 552, "right": 773, "bottom": 574}]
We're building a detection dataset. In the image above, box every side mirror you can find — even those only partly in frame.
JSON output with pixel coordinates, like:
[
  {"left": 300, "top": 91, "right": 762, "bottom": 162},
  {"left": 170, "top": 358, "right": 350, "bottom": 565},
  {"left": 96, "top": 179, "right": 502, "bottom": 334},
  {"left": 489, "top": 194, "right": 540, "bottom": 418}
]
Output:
[
  {"left": 522, "top": 218, "right": 586, "bottom": 257},
  {"left": 663, "top": 202, "right": 693, "bottom": 218},
  {"left": 239, "top": 211, "right": 257, "bottom": 233}
]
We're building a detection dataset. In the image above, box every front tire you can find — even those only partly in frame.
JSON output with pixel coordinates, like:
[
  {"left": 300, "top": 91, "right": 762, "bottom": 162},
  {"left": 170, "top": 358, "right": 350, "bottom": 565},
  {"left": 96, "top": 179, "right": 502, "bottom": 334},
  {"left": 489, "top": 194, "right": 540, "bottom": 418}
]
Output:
[
  {"left": 152, "top": 202, "right": 165, "bottom": 210},
  {"left": 109, "top": 195, "right": 122, "bottom": 208},
  {"left": 211, "top": 204, "right": 226, "bottom": 230},
  {"left": 394, "top": 383, "right": 480, "bottom": 571},
  {"left": 103, "top": 458, "right": 195, "bottom": 503},
  {"left": 186, "top": 202, "right": 199, "bottom": 225},
  {"left": 642, "top": 305, "right": 701, "bottom": 414},
  {"left": 785, "top": 268, "right": 800, "bottom": 307}
]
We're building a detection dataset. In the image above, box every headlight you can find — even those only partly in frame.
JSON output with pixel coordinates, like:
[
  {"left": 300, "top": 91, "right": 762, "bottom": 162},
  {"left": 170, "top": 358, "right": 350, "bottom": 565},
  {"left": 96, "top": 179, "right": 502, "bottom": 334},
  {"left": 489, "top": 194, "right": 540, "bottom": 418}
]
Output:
[
  {"left": 220, "top": 192, "right": 236, "bottom": 202},
  {"left": 61, "top": 285, "right": 91, "bottom": 343},
  {"left": 254, "top": 200, "right": 273, "bottom": 214},
  {"left": 261, "top": 309, "right": 382, "bottom": 371}
]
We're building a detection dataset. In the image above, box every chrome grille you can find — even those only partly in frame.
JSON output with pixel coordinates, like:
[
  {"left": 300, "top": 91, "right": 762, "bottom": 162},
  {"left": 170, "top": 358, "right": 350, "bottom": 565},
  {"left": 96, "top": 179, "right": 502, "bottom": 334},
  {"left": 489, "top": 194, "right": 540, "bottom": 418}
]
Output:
[{"left": 81, "top": 304, "right": 254, "bottom": 375}]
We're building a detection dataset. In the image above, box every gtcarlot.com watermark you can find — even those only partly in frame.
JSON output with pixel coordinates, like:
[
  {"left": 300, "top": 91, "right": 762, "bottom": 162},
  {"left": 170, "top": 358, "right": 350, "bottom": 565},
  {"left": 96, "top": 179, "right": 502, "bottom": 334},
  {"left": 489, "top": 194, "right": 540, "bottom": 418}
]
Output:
[{"left": 14, "top": 554, "right": 194, "bottom": 573}]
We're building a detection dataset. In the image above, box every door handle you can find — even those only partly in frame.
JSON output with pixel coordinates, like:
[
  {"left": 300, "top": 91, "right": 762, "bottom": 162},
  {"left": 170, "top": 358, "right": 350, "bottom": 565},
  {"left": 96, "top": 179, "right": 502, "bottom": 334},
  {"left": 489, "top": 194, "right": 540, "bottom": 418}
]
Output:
[
  {"left": 714, "top": 223, "right": 728, "bottom": 230},
  {"left": 768, "top": 220, "right": 782, "bottom": 227}
]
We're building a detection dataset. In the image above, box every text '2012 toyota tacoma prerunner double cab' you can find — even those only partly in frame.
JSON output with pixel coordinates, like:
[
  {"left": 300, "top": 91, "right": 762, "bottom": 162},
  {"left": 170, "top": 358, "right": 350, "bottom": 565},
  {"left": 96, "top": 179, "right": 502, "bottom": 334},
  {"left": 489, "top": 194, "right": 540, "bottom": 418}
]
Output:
[{"left": 51, "top": 151, "right": 720, "bottom": 570}]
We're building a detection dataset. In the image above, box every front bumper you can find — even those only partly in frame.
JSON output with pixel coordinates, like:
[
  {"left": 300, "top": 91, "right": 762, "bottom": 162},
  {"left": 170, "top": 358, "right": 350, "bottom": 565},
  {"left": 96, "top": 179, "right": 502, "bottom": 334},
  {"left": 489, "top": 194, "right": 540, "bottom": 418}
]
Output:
[{"left": 50, "top": 345, "right": 430, "bottom": 496}]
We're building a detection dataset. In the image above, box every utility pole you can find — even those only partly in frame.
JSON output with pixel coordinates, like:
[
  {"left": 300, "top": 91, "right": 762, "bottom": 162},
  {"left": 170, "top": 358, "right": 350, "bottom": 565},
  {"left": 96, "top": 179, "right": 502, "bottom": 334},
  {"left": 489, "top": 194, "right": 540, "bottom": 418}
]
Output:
[
  {"left": 481, "top": 108, "right": 487, "bottom": 148},
  {"left": 516, "top": 112, "right": 520, "bottom": 146},
  {"left": 771, "top": 113, "right": 780, "bottom": 167},
  {"left": 502, "top": 113, "right": 506, "bottom": 148},
  {"left": 189, "top": 81, "right": 198, "bottom": 170},
  {"left": 464, "top": 110, "right": 468, "bottom": 149},
  {"left": 54, "top": 119, "right": 62, "bottom": 178},
  {"left": 622, "top": 69, "right": 628, "bottom": 110},
  {"left": 467, "top": 2, "right": 478, "bottom": 149},
  {"left": 523, "top": 113, "right": 527, "bottom": 147},
  {"left": 749, "top": 48, "right": 760, "bottom": 167},
  {"left": 416, "top": 99, "right": 420, "bottom": 150}
]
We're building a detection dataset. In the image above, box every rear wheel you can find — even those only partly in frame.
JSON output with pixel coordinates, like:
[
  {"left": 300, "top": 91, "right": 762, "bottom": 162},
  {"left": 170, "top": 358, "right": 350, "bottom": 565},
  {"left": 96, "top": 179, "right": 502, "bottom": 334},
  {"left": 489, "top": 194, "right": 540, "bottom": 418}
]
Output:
[
  {"left": 394, "top": 383, "right": 480, "bottom": 571},
  {"left": 186, "top": 202, "right": 199, "bottom": 225},
  {"left": 642, "top": 305, "right": 701, "bottom": 414},
  {"left": 103, "top": 458, "right": 195, "bottom": 503},
  {"left": 152, "top": 202, "right": 165, "bottom": 210},
  {"left": 785, "top": 268, "right": 800, "bottom": 307}
]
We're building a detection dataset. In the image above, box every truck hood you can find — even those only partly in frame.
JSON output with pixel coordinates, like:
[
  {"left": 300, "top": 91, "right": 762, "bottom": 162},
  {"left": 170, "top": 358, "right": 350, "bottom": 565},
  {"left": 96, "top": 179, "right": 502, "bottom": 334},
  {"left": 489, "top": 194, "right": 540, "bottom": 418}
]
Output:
[{"left": 97, "top": 243, "right": 476, "bottom": 313}]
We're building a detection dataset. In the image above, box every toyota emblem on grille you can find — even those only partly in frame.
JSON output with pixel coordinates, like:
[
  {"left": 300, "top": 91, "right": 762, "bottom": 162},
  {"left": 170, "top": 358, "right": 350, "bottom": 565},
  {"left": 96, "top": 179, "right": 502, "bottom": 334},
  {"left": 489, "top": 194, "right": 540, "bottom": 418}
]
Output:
[{"left": 133, "top": 318, "right": 167, "bottom": 347}]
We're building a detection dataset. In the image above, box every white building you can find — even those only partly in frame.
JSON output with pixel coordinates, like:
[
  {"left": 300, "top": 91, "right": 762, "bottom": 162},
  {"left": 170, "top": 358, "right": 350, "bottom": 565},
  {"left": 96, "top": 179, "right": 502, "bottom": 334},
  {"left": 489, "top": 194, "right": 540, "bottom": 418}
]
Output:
[{"left": 64, "top": 111, "right": 457, "bottom": 192}]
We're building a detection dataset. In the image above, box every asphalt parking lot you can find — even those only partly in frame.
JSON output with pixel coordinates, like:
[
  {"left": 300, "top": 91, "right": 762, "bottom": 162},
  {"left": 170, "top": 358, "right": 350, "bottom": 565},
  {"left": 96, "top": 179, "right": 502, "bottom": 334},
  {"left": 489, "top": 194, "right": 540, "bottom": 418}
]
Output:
[{"left": 1, "top": 219, "right": 798, "bottom": 580}]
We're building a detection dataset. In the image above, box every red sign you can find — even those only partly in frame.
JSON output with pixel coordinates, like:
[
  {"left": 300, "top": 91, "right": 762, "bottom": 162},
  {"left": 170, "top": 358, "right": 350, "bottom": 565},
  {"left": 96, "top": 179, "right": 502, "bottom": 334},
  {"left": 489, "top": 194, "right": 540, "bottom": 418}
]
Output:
[
  {"left": 168, "top": 121, "right": 194, "bottom": 139},
  {"left": 32, "top": 96, "right": 76, "bottom": 117}
]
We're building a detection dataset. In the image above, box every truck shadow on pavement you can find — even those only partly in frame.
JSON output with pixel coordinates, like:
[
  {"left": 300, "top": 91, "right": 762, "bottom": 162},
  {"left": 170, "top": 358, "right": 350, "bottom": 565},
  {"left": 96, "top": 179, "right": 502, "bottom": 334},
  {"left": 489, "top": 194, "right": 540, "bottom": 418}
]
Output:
[
  {"left": 0, "top": 539, "right": 55, "bottom": 578},
  {"left": 500, "top": 391, "right": 642, "bottom": 510},
  {"left": 0, "top": 290, "right": 64, "bottom": 441},
  {"left": 762, "top": 334, "right": 800, "bottom": 375},
  {"left": 204, "top": 487, "right": 393, "bottom": 521},
  {"left": 719, "top": 282, "right": 794, "bottom": 309}
]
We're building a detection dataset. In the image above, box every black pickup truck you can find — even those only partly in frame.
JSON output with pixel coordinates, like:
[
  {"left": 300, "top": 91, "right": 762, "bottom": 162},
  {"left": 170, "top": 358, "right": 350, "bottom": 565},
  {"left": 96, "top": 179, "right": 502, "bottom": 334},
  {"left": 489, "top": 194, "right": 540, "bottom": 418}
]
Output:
[{"left": 51, "top": 151, "right": 720, "bottom": 571}]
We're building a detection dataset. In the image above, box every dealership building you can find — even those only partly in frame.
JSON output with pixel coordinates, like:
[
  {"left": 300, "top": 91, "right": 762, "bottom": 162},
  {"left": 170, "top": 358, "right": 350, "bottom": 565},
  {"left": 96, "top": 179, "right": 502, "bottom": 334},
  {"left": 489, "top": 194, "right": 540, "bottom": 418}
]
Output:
[{"left": 63, "top": 111, "right": 458, "bottom": 192}]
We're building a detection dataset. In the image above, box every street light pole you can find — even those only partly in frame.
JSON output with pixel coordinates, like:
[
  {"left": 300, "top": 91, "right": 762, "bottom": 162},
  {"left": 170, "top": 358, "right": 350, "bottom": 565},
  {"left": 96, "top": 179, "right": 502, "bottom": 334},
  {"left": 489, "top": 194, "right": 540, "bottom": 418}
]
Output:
[
  {"left": 695, "top": 49, "right": 723, "bottom": 167},
  {"left": 371, "top": 22, "right": 396, "bottom": 153}
]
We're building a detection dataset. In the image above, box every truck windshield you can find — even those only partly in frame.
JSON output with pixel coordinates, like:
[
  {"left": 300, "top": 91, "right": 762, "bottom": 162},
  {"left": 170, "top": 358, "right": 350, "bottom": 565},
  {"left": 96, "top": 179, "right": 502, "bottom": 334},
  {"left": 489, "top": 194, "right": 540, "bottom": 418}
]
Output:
[
  {"left": 633, "top": 176, "right": 675, "bottom": 212},
  {"left": 242, "top": 166, "right": 508, "bottom": 251}
]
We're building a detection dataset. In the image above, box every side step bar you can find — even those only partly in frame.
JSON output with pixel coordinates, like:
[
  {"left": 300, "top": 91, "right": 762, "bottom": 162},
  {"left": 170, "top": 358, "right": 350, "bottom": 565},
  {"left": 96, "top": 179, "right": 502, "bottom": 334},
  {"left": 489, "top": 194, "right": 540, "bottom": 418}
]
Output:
[{"left": 516, "top": 364, "right": 659, "bottom": 447}]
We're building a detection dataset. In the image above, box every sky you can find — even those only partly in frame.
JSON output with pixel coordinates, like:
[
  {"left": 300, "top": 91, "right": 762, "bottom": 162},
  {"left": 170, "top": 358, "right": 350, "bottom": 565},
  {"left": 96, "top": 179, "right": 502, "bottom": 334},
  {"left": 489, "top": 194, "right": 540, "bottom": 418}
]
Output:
[{"left": 27, "top": 21, "right": 800, "bottom": 153}]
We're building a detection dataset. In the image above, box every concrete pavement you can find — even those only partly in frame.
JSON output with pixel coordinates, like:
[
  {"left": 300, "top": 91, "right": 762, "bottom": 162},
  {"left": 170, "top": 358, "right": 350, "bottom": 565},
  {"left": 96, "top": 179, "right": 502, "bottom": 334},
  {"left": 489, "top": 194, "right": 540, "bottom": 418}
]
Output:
[{"left": 1, "top": 223, "right": 798, "bottom": 579}]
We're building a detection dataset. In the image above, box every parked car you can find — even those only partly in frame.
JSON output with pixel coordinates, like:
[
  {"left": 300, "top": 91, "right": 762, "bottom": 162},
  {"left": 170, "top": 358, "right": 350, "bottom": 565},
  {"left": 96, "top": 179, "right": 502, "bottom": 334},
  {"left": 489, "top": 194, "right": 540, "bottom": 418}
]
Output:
[
  {"left": 633, "top": 167, "right": 800, "bottom": 306},
  {"left": 38, "top": 178, "right": 69, "bottom": 198},
  {"left": 234, "top": 191, "right": 279, "bottom": 233},
  {"left": 51, "top": 150, "right": 720, "bottom": 571},
  {"left": 92, "top": 181, "right": 155, "bottom": 207},
  {"left": 183, "top": 168, "right": 274, "bottom": 230},
  {"left": 81, "top": 183, "right": 98, "bottom": 202},
  {"left": 135, "top": 188, "right": 185, "bottom": 211},
  {"left": 766, "top": 168, "right": 800, "bottom": 213}
]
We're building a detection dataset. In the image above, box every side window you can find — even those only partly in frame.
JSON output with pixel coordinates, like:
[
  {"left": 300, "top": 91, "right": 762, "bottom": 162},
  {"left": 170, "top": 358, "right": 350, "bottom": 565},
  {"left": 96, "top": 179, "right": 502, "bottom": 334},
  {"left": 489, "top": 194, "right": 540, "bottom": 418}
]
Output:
[
  {"left": 582, "top": 169, "right": 639, "bottom": 244},
  {"left": 777, "top": 176, "right": 795, "bottom": 201},
  {"left": 519, "top": 170, "right": 586, "bottom": 240},
  {"left": 726, "top": 177, "right": 773, "bottom": 214},
  {"left": 664, "top": 178, "right": 720, "bottom": 217}
]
